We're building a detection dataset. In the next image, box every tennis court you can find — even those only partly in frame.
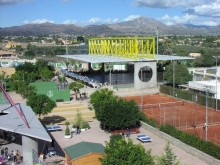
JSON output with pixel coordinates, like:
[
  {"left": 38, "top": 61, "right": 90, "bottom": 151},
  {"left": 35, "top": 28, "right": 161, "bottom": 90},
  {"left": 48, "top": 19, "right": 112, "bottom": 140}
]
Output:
[{"left": 124, "top": 94, "right": 220, "bottom": 146}]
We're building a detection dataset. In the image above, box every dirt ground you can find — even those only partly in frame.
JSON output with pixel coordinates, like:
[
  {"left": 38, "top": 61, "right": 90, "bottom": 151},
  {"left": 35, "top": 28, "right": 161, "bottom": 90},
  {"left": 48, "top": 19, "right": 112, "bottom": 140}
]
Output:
[
  {"left": 124, "top": 94, "right": 220, "bottom": 146},
  {"left": 0, "top": 67, "right": 15, "bottom": 76}
]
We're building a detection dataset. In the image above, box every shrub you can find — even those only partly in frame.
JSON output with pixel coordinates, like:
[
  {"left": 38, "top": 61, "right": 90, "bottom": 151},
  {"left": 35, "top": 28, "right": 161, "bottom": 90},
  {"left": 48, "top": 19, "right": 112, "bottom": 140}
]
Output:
[
  {"left": 81, "top": 122, "right": 90, "bottom": 129},
  {"left": 65, "top": 125, "right": 70, "bottom": 135},
  {"left": 159, "top": 124, "right": 220, "bottom": 159},
  {"left": 65, "top": 121, "right": 70, "bottom": 126}
]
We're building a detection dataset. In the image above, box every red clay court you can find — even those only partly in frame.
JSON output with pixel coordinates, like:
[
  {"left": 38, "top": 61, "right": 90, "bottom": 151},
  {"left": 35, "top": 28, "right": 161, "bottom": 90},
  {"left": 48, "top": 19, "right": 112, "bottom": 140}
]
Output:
[{"left": 123, "top": 94, "right": 220, "bottom": 146}]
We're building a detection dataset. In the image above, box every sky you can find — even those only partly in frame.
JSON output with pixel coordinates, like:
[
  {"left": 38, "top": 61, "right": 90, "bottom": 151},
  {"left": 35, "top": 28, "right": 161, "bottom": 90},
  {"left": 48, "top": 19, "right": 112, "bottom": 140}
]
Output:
[{"left": 0, "top": 0, "right": 220, "bottom": 28}]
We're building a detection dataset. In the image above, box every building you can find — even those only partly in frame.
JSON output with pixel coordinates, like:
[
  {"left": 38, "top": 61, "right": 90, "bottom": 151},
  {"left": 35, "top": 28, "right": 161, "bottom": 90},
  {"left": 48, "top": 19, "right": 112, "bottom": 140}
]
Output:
[
  {"left": 188, "top": 67, "right": 220, "bottom": 81},
  {"left": 5, "top": 41, "right": 20, "bottom": 49},
  {"left": 0, "top": 50, "right": 18, "bottom": 59},
  {"left": 189, "top": 53, "right": 201, "bottom": 58},
  {"left": 0, "top": 50, "right": 36, "bottom": 67},
  {"left": 181, "top": 67, "right": 220, "bottom": 99},
  {"left": 185, "top": 80, "right": 218, "bottom": 98},
  {"left": 64, "top": 141, "right": 105, "bottom": 165}
]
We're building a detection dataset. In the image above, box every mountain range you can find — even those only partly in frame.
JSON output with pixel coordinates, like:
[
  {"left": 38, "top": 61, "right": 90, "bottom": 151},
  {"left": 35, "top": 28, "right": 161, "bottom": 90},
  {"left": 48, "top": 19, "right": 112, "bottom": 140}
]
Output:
[{"left": 0, "top": 17, "right": 220, "bottom": 36}]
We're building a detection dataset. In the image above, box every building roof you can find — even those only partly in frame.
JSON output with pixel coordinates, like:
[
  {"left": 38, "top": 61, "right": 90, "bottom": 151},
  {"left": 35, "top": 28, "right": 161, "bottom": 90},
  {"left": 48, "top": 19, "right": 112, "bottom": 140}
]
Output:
[
  {"left": 57, "top": 54, "right": 194, "bottom": 63},
  {"left": 64, "top": 141, "right": 105, "bottom": 160},
  {"left": 0, "top": 103, "right": 52, "bottom": 142}
]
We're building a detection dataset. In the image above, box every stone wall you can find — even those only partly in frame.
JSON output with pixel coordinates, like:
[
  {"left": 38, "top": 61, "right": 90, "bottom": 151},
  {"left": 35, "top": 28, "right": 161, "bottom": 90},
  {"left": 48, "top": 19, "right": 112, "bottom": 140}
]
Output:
[{"left": 141, "top": 121, "right": 220, "bottom": 165}]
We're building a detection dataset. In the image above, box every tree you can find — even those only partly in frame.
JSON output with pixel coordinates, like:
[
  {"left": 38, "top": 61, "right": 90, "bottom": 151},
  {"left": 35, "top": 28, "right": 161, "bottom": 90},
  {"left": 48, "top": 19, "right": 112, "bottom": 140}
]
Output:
[
  {"left": 164, "top": 62, "right": 192, "bottom": 86},
  {"left": 27, "top": 94, "right": 56, "bottom": 117},
  {"left": 65, "top": 121, "right": 71, "bottom": 136},
  {"left": 156, "top": 142, "right": 179, "bottom": 165},
  {"left": 77, "top": 36, "right": 84, "bottom": 43},
  {"left": 90, "top": 88, "right": 141, "bottom": 130},
  {"left": 39, "top": 67, "right": 54, "bottom": 81},
  {"left": 90, "top": 88, "right": 115, "bottom": 121},
  {"left": 23, "top": 50, "right": 35, "bottom": 58},
  {"left": 15, "top": 45, "right": 23, "bottom": 54},
  {"left": 100, "top": 135, "right": 154, "bottom": 165},
  {"left": 100, "top": 97, "right": 141, "bottom": 130},
  {"left": 68, "top": 80, "right": 84, "bottom": 93}
]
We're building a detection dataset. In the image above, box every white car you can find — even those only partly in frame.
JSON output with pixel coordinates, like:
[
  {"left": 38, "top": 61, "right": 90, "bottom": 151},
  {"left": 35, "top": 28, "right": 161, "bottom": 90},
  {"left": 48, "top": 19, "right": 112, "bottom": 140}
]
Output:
[{"left": 47, "top": 147, "right": 58, "bottom": 157}]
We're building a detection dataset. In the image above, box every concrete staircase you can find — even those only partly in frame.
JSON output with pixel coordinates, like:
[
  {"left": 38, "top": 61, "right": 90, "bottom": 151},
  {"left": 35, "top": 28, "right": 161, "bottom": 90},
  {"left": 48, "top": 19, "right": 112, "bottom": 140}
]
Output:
[{"left": 41, "top": 102, "right": 95, "bottom": 124}]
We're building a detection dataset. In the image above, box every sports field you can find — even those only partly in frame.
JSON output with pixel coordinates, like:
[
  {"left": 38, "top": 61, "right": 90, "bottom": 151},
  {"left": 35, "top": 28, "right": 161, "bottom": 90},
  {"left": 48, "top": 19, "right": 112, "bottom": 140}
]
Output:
[{"left": 124, "top": 94, "right": 220, "bottom": 146}]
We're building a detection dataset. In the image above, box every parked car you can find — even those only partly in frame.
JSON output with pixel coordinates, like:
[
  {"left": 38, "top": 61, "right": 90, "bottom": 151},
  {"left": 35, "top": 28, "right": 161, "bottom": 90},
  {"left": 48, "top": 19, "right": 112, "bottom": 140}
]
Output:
[{"left": 46, "top": 147, "right": 58, "bottom": 157}]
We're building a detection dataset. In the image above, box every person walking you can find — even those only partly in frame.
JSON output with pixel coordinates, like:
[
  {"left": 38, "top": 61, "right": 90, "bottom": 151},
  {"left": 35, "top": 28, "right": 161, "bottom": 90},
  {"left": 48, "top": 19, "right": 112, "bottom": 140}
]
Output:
[
  {"left": 4, "top": 147, "right": 8, "bottom": 160},
  {"left": 126, "top": 128, "right": 130, "bottom": 137},
  {"left": 13, "top": 150, "right": 17, "bottom": 162},
  {"left": 1, "top": 148, "right": 4, "bottom": 159}
]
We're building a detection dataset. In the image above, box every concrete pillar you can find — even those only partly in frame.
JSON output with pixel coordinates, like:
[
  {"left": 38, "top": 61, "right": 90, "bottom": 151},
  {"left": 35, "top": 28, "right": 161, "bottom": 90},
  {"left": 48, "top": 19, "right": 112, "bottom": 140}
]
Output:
[
  {"left": 134, "top": 61, "right": 157, "bottom": 89},
  {"left": 22, "top": 135, "right": 39, "bottom": 165},
  {"left": 101, "top": 63, "right": 105, "bottom": 83}
]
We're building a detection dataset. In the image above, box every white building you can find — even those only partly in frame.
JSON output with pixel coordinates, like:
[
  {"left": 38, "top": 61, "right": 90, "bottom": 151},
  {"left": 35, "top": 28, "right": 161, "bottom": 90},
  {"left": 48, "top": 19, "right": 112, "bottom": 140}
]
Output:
[
  {"left": 187, "top": 80, "right": 219, "bottom": 99},
  {"left": 182, "top": 67, "right": 220, "bottom": 99}
]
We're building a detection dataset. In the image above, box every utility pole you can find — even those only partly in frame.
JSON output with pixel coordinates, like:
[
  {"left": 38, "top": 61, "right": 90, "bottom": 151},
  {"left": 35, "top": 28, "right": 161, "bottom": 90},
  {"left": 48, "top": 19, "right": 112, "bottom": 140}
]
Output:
[
  {"left": 205, "top": 86, "right": 210, "bottom": 141},
  {"left": 213, "top": 56, "right": 219, "bottom": 111}
]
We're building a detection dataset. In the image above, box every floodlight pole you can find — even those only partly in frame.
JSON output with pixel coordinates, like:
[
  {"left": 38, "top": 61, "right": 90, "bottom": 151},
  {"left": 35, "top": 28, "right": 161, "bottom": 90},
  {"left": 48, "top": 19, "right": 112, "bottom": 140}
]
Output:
[
  {"left": 156, "top": 26, "right": 159, "bottom": 56},
  {"left": 173, "top": 61, "right": 175, "bottom": 97},
  {"left": 213, "top": 56, "right": 218, "bottom": 111},
  {"left": 109, "top": 63, "right": 112, "bottom": 89},
  {"left": 205, "top": 86, "right": 210, "bottom": 141},
  {"left": 141, "top": 68, "right": 143, "bottom": 111}
]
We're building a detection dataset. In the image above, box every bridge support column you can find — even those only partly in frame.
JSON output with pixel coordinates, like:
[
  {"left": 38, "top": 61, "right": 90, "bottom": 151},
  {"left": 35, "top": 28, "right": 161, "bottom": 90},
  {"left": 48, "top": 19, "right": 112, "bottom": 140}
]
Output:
[
  {"left": 134, "top": 61, "right": 157, "bottom": 89},
  {"left": 22, "top": 135, "right": 39, "bottom": 164},
  {"left": 101, "top": 63, "right": 105, "bottom": 83}
]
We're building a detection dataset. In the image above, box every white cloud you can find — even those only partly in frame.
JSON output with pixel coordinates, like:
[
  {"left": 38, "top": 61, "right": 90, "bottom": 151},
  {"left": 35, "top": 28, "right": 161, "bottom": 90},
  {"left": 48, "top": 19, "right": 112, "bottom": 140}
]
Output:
[
  {"left": 123, "top": 15, "right": 140, "bottom": 21},
  {"left": 23, "top": 19, "right": 54, "bottom": 24},
  {"left": 0, "top": 0, "right": 32, "bottom": 6},
  {"left": 103, "top": 18, "right": 120, "bottom": 24},
  {"left": 85, "top": 15, "right": 139, "bottom": 25},
  {"left": 186, "top": 1, "right": 220, "bottom": 17},
  {"left": 159, "top": 14, "right": 197, "bottom": 25},
  {"left": 135, "top": 0, "right": 208, "bottom": 8},
  {"left": 201, "top": 21, "right": 218, "bottom": 26},
  {"left": 88, "top": 17, "right": 102, "bottom": 24},
  {"left": 158, "top": 13, "right": 220, "bottom": 26},
  {"left": 62, "top": 19, "right": 77, "bottom": 25}
]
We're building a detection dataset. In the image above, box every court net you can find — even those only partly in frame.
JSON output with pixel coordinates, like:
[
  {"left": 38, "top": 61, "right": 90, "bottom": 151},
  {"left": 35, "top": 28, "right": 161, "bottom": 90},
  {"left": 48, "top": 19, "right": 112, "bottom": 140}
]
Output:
[{"left": 143, "top": 101, "right": 184, "bottom": 109}]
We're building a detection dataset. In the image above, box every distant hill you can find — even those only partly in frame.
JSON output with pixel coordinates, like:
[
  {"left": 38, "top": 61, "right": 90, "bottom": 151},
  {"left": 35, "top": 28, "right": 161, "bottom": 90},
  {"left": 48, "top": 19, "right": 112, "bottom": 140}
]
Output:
[{"left": 0, "top": 16, "right": 219, "bottom": 36}]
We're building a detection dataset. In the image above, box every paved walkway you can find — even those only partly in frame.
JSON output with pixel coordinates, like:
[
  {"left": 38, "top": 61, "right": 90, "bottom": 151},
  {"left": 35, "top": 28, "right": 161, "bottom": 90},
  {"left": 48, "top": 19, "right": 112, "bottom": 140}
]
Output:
[{"left": 50, "top": 120, "right": 207, "bottom": 165}]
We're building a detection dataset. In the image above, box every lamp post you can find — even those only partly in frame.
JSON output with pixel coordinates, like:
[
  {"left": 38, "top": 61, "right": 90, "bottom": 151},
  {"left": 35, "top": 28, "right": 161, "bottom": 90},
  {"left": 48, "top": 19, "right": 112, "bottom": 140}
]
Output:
[
  {"left": 173, "top": 61, "right": 175, "bottom": 97},
  {"left": 163, "top": 66, "right": 165, "bottom": 84},
  {"left": 109, "top": 63, "right": 112, "bottom": 89},
  {"left": 141, "top": 68, "right": 143, "bottom": 111},
  {"left": 156, "top": 26, "right": 159, "bottom": 56},
  {"left": 205, "top": 86, "right": 210, "bottom": 141},
  {"left": 213, "top": 56, "right": 219, "bottom": 111}
]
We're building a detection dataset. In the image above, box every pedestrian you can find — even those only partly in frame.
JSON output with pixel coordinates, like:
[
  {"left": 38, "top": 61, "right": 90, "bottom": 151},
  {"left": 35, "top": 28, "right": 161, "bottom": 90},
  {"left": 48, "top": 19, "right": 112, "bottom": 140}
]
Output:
[
  {"left": 4, "top": 147, "right": 8, "bottom": 160},
  {"left": 13, "top": 150, "right": 17, "bottom": 162},
  {"left": 0, "top": 148, "right": 4, "bottom": 159},
  {"left": 76, "top": 125, "right": 80, "bottom": 135},
  {"left": 10, "top": 151, "right": 14, "bottom": 161},
  {"left": 126, "top": 128, "right": 130, "bottom": 137}
]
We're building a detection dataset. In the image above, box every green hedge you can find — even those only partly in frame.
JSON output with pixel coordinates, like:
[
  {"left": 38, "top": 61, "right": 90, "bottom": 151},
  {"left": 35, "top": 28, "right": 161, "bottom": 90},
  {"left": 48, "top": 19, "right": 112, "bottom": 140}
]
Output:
[
  {"left": 159, "top": 124, "right": 220, "bottom": 159},
  {"left": 140, "top": 111, "right": 158, "bottom": 128},
  {"left": 160, "top": 85, "right": 220, "bottom": 110}
]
